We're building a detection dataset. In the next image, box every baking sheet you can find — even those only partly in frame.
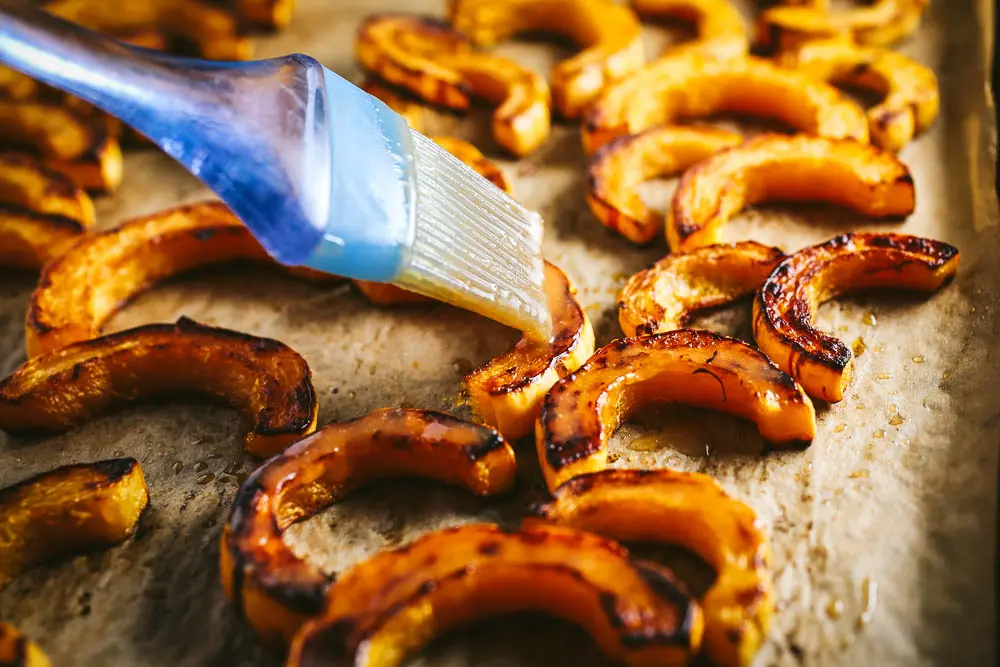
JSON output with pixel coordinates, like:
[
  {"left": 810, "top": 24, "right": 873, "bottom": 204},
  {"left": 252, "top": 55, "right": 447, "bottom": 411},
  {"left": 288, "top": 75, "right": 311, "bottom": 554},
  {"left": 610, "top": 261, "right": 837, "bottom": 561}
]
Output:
[{"left": 1, "top": 1, "right": 997, "bottom": 665}]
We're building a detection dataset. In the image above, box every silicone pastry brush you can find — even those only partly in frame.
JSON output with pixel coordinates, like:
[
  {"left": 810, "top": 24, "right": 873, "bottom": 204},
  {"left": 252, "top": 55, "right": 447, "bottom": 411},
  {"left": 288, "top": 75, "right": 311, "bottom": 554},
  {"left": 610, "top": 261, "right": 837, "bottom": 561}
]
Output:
[{"left": 0, "top": 1, "right": 551, "bottom": 336}]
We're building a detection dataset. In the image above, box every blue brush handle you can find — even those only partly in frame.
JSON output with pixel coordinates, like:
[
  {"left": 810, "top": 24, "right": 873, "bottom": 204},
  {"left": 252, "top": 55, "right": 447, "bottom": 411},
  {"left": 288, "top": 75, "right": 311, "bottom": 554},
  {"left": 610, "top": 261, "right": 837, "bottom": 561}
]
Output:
[{"left": 0, "top": 0, "right": 416, "bottom": 281}]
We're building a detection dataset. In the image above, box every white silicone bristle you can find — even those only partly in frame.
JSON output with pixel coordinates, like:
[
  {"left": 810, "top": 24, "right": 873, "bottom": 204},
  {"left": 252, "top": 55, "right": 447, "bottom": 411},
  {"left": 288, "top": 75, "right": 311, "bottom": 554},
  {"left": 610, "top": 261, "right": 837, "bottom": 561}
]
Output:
[{"left": 394, "top": 129, "right": 551, "bottom": 337}]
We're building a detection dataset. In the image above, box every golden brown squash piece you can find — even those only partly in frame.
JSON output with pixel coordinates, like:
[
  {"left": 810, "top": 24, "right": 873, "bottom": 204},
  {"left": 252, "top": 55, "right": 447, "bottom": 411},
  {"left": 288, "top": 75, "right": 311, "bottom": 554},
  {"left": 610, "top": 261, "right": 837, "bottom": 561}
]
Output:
[
  {"left": 0, "top": 66, "right": 40, "bottom": 102},
  {"left": 587, "top": 126, "right": 742, "bottom": 244},
  {"left": 286, "top": 523, "right": 703, "bottom": 667},
  {"left": 631, "top": 0, "right": 750, "bottom": 60},
  {"left": 0, "top": 207, "right": 86, "bottom": 271},
  {"left": 536, "top": 329, "right": 816, "bottom": 491},
  {"left": 779, "top": 40, "right": 939, "bottom": 153},
  {"left": 449, "top": 0, "right": 644, "bottom": 118},
  {"left": 0, "top": 458, "right": 149, "bottom": 588},
  {"left": 0, "top": 623, "right": 51, "bottom": 667},
  {"left": 619, "top": 242, "right": 786, "bottom": 336},
  {"left": 221, "top": 409, "right": 517, "bottom": 643},
  {"left": 667, "top": 134, "right": 914, "bottom": 252},
  {"left": 757, "top": 0, "right": 929, "bottom": 51},
  {"left": 466, "top": 262, "right": 595, "bottom": 441},
  {"left": 232, "top": 0, "right": 295, "bottom": 29},
  {"left": 532, "top": 469, "right": 772, "bottom": 667},
  {"left": 356, "top": 15, "right": 551, "bottom": 157},
  {"left": 753, "top": 232, "right": 959, "bottom": 402},
  {"left": 24, "top": 200, "right": 338, "bottom": 357},
  {"left": 0, "top": 318, "right": 318, "bottom": 458},
  {"left": 582, "top": 52, "right": 868, "bottom": 154}
]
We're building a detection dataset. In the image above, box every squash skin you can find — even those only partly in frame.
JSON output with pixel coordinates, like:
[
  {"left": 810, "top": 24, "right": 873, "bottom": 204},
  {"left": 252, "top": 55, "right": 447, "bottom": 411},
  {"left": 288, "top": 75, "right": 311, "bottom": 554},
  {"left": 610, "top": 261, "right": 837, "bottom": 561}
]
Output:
[
  {"left": 778, "top": 39, "right": 939, "bottom": 153},
  {"left": 756, "top": 0, "right": 930, "bottom": 52},
  {"left": 0, "top": 623, "right": 51, "bottom": 667},
  {"left": 587, "top": 126, "right": 742, "bottom": 244},
  {"left": 753, "top": 232, "right": 960, "bottom": 402},
  {"left": 667, "top": 134, "right": 915, "bottom": 252},
  {"left": 619, "top": 242, "right": 786, "bottom": 336},
  {"left": 582, "top": 52, "right": 868, "bottom": 155},
  {"left": 536, "top": 329, "right": 816, "bottom": 491},
  {"left": 532, "top": 468, "right": 772, "bottom": 667},
  {"left": 631, "top": 0, "right": 750, "bottom": 60},
  {"left": 285, "top": 523, "right": 703, "bottom": 667},
  {"left": 356, "top": 15, "right": 551, "bottom": 156},
  {"left": 221, "top": 409, "right": 517, "bottom": 644},
  {"left": 448, "top": 0, "right": 645, "bottom": 118}
]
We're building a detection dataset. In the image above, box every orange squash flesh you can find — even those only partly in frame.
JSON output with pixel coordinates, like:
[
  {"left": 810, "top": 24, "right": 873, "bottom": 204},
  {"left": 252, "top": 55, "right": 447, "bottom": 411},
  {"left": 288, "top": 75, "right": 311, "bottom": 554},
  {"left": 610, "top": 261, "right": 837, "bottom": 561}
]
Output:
[
  {"left": 0, "top": 318, "right": 318, "bottom": 458},
  {"left": 465, "top": 262, "right": 595, "bottom": 441},
  {"left": 356, "top": 15, "right": 551, "bottom": 157},
  {"left": 536, "top": 329, "right": 816, "bottom": 491},
  {"left": 285, "top": 523, "right": 703, "bottom": 667},
  {"left": 587, "top": 125, "right": 742, "bottom": 244},
  {"left": 757, "top": 0, "right": 930, "bottom": 51},
  {"left": 631, "top": 0, "right": 750, "bottom": 60},
  {"left": 0, "top": 623, "right": 51, "bottom": 667},
  {"left": 0, "top": 207, "right": 85, "bottom": 271},
  {"left": 619, "top": 242, "right": 786, "bottom": 336},
  {"left": 232, "top": 0, "right": 295, "bottom": 29},
  {"left": 448, "top": 0, "right": 645, "bottom": 118},
  {"left": 532, "top": 468, "right": 772, "bottom": 667},
  {"left": 753, "top": 232, "right": 959, "bottom": 403},
  {"left": 0, "top": 66, "right": 39, "bottom": 101},
  {"left": 0, "top": 153, "right": 94, "bottom": 226},
  {"left": 667, "top": 134, "right": 915, "bottom": 252},
  {"left": 221, "top": 409, "right": 516, "bottom": 644},
  {"left": 582, "top": 52, "right": 868, "bottom": 155}
]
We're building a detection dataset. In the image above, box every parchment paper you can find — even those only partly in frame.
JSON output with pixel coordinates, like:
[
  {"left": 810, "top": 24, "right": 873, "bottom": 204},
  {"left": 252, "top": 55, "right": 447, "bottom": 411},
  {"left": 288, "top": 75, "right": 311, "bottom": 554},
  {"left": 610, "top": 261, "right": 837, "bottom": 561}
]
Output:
[{"left": 1, "top": 1, "right": 997, "bottom": 665}]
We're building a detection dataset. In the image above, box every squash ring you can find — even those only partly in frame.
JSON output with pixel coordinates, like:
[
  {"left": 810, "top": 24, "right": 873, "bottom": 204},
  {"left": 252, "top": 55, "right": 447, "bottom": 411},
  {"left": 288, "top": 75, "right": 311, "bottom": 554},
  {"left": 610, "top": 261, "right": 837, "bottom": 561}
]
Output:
[
  {"left": 285, "top": 523, "right": 703, "bottom": 667},
  {"left": 667, "top": 133, "right": 915, "bottom": 252},
  {"left": 582, "top": 52, "right": 868, "bottom": 155},
  {"left": 536, "top": 329, "right": 816, "bottom": 491},
  {"left": 757, "top": 0, "right": 930, "bottom": 51},
  {"left": 779, "top": 40, "right": 939, "bottom": 153},
  {"left": 619, "top": 242, "right": 786, "bottom": 336},
  {"left": 356, "top": 15, "right": 551, "bottom": 157},
  {"left": 448, "top": 0, "right": 645, "bottom": 118},
  {"left": 466, "top": 261, "right": 595, "bottom": 441},
  {"left": 0, "top": 317, "right": 318, "bottom": 458},
  {"left": 753, "top": 232, "right": 960, "bottom": 402},
  {"left": 0, "top": 623, "right": 50, "bottom": 667},
  {"left": 24, "top": 200, "right": 338, "bottom": 357},
  {"left": 221, "top": 408, "right": 517, "bottom": 643},
  {"left": 532, "top": 468, "right": 772, "bottom": 667},
  {"left": 631, "top": 0, "right": 750, "bottom": 60},
  {"left": 587, "top": 125, "right": 742, "bottom": 244}
]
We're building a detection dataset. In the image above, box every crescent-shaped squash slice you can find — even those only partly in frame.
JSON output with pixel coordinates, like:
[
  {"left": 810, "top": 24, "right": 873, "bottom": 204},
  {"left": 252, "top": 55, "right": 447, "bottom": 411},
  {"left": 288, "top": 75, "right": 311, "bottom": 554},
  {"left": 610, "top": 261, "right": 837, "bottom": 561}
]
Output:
[
  {"left": 779, "top": 40, "right": 939, "bottom": 153},
  {"left": 24, "top": 200, "right": 338, "bottom": 357},
  {"left": 753, "top": 232, "right": 959, "bottom": 402},
  {"left": 667, "top": 134, "right": 914, "bottom": 252},
  {"left": 537, "top": 329, "right": 816, "bottom": 491},
  {"left": 0, "top": 66, "right": 39, "bottom": 102},
  {"left": 631, "top": 0, "right": 750, "bottom": 60},
  {"left": 757, "top": 0, "right": 929, "bottom": 51},
  {"left": 0, "top": 208, "right": 87, "bottom": 272},
  {"left": 0, "top": 623, "right": 50, "bottom": 667},
  {"left": 285, "top": 523, "right": 703, "bottom": 667},
  {"left": 0, "top": 318, "right": 318, "bottom": 458},
  {"left": 221, "top": 409, "right": 517, "bottom": 643},
  {"left": 465, "top": 261, "right": 595, "bottom": 441},
  {"left": 619, "top": 242, "right": 786, "bottom": 336},
  {"left": 582, "top": 52, "right": 868, "bottom": 154},
  {"left": 233, "top": 0, "right": 295, "bottom": 29},
  {"left": 531, "top": 469, "right": 772, "bottom": 667},
  {"left": 0, "top": 153, "right": 94, "bottom": 226},
  {"left": 587, "top": 126, "right": 742, "bottom": 244},
  {"left": 356, "top": 15, "right": 550, "bottom": 157},
  {"left": 448, "top": 0, "right": 644, "bottom": 118}
]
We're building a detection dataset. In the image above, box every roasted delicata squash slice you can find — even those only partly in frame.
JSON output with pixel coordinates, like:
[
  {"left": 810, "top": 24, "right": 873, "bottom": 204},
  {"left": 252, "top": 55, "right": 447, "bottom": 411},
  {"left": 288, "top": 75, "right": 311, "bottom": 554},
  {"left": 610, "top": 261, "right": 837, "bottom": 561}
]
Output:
[
  {"left": 668, "top": 134, "right": 915, "bottom": 252},
  {"left": 0, "top": 623, "right": 51, "bottom": 667},
  {"left": 0, "top": 207, "right": 87, "bottom": 271},
  {"left": 449, "top": 0, "right": 644, "bottom": 118},
  {"left": 466, "top": 262, "right": 595, "bottom": 441},
  {"left": 532, "top": 469, "right": 772, "bottom": 667},
  {"left": 356, "top": 15, "right": 550, "bottom": 156},
  {"left": 0, "top": 66, "right": 40, "bottom": 102},
  {"left": 232, "top": 0, "right": 296, "bottom": 29},
  {"left": 286, "top": 523, "right": 703, "bottom": 667},
  {"left": 0, "top": 318, "right": 318, "bottom": 458},
  {"left": 24, "top": 200, "right": 336, "bottom": 357},
  {"left": 582, "top": 52, "right": 868, "bottom": 154},
  {"left": 631, "top": 0, "right": 750, "bottom": 60},
  {"left": 537, "top": 330, "right": 816, "bottom": 491},
  {"left": 619, "top": 242, "right": 786, "bottom": 336},
  {"left": 779, "top": 40, "right": 939, "bottom": 153},
  {"left": 754, "top": 232, "right": 959, "bottom": 402},
  {"left": 587, "top": 126, "right": 742, "bottom": 244},
  {"left": 757, "top": 0, "right": 930, "bottom": 51},
  {"left": 0, "top": 458, "right": 149, "bottom": 587},
  {"left": 221, "top": 409, "right": 517, "bottom": 643}
]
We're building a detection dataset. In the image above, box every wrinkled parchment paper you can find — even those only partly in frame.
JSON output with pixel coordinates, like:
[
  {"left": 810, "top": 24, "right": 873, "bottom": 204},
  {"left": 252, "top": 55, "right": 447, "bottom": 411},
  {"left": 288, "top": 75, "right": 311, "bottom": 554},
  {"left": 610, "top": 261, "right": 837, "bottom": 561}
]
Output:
[{"left": 1, "top": 1, "right": 997, "bottom": 665}]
